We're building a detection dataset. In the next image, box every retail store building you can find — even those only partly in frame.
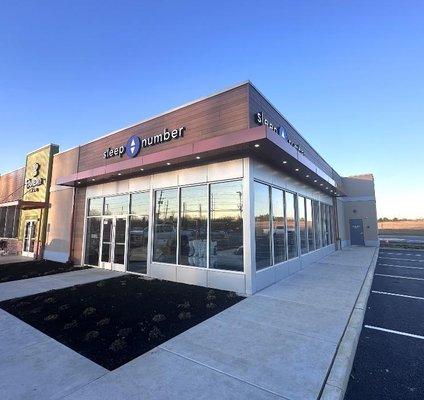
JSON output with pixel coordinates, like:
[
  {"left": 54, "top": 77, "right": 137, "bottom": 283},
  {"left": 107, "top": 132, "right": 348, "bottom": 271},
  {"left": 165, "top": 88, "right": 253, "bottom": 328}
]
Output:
[{"left": 0, "top": 82, "right": 378, "bottom": 294}]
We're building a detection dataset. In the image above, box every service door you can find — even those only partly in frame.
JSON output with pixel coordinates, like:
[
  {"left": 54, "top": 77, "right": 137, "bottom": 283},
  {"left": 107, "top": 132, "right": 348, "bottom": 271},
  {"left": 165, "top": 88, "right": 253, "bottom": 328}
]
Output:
[
  {"left": 22, "top": 220, "right": 37, "bottom": 258},
  {"left": 349, "top": 219, "right": 365, "bottom": 246}
]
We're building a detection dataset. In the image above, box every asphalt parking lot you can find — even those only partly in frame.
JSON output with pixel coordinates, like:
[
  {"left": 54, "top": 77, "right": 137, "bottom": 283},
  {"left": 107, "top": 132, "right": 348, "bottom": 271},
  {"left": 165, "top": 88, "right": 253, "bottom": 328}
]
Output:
[{"left": 345, "top": 248, "right": 424, "bottom": 400}]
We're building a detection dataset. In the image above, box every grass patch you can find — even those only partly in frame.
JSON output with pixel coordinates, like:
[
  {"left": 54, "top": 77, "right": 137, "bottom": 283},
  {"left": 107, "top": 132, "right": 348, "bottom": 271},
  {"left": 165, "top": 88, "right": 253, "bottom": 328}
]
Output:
[{"left": 0, "top": 275, "right": 243, "bottom": 370}]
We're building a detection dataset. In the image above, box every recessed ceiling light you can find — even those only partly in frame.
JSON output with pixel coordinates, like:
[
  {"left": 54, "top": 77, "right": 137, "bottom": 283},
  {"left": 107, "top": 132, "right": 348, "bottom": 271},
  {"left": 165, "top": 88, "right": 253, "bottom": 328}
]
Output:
[
  {"left": 140, "top": 168, "right": 144, "bottom": 171},
  {"left": 282, "top": 161, "right": 287, "bottom": 164},
  {"left": 118, "top": 173, "right": 122, "bottom": 176},
  {"left": 166, "top": 162, "right": 171, "bottom": 166},
  {"left": 306, "top": 174, "right": 310, "bottom": 178},
  {"left": 295, "top": 168, "right": 299, "bottom": 172},
  {"left": 313, "top": 179, "right": 317, "bottom": 183},
  {"left": 91, "top": 178, "right": 95, "bottom": 182},
  {"left": 254, "top": 144, "right": 260, "bottom": 148},
  {"left": 77, "top": 181, "right": 81, "bottom": 184},
  {"left": 326, "top": 187, "right": 329, "bottom": 189},
  {"left": 196, "top": 156, "right": 201, "bottom": 159},
  {"left": 320, "top": 183, "right": 323, "bottom": 186}
]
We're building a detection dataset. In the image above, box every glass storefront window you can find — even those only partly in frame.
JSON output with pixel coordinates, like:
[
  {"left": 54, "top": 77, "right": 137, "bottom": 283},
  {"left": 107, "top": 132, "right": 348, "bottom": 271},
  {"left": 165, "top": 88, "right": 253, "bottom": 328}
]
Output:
[
  {"left": 85, "top": 217, "right": 101, "bottom": 265},
  {"left": 255, "top": 182, "right": 271, "bottom": 270},
  {"left": 128, "top": 192, "right": 149, "bottom": 274},
  {"left": 298, "top": 196, "right": 308, "bottom": 254},
  {"left": 179, "top": 185, "right": 208, "bottom": 267},
  {"left": 286, "top": 192, "right": 298, "bottom": 259},
  {"left": 272, "top": 188, "right": 286, "bottom": 264},
  {"left": 329, "top": 205, "right": 334, "bottom": 244},
  {"left": 306, "top": 198, "right": 315, "bottom": 251},
  {"left": 321, "top": 203, "right": 329, "bottom": 246},
  {"left": 104, "top": 195, "right": 129, "bottom": 215},
  {"left": 313, "top": 201, "right": 321, "bottom": 249},
  {"left": 210, "top": 180, "right": 243, "bottom": 271},
  {"left": 88, "top": 198, "right": 103, "bottom": 216},
  {"left": 131, "top": 192, "right": 150, "bottom": 216},
  {"left": 153, "top": 189, "right": 178, "bottom": 264}
]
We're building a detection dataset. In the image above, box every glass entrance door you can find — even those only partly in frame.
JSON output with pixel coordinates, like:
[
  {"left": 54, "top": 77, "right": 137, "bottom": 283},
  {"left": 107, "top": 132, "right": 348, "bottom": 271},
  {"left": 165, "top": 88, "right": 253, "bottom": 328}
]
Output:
[
  {"left": 22, "top": 220, "right": 37, "bottom": 258},
  {"left": 100, "top": 217, "right": 127, "bottom": 271}
]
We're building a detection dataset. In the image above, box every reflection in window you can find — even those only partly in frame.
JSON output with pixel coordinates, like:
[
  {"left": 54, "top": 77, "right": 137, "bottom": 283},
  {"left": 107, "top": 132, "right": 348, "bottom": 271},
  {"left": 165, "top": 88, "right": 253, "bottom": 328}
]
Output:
[
  {"left": 328, "top": 205, "right": 334, "bottom": 244},
  {"left": 85, "top": 217, "right": 101, "bottom": 265},
  {"left": 88, "top": 198, "right": 103, "bottom": 216},
  {"left": 298, "top": 196, "right": 308, "bottom": 254},
  {"left": 313, "top": 201, "right": 321, "bottom": 249},
  {"left": 286, "top": 192, "right": 298, "bottom": 259},
  {"left": 321, "top": 203, "right": 329, "bottom": 246},
  {"left": 180, "top": 185, "right": 208, "bottom": 267},
  {"left": 210, "top": 181, "right": 243, "bottom": 271},
  {"left": 153, "top": 189, "right": 178, "bottom": 264},
  {"left": 128, "top": 192, "right": 149, "bottom": 274},
  {"left": 104, "top": 195, "right": 129, "bottom": 215},
  {"left": 255, "top": 182, "right": 271, "bottom": 270},
  {"left": 306, "top": 198, "right": 315, "bottom": 251},
  {"left": 272, "top": 188, "right": 286, "bottom": 264}
]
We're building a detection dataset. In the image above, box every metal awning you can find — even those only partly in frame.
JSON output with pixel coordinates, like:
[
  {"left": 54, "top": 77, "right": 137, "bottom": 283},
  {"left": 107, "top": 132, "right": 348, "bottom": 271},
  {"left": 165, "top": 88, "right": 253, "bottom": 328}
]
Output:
[{"left": 0, "top": 200, "right": 48, "bottom": 210}]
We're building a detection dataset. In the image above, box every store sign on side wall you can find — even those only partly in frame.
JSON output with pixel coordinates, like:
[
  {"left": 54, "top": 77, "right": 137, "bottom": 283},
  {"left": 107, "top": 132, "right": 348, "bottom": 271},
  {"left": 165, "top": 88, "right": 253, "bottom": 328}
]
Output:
[
  {"left": 26, "top": 162, "right": 45, "bottom": 192},
  {"left": 255, "top": 112, "right": 305, "bottom": 155}
]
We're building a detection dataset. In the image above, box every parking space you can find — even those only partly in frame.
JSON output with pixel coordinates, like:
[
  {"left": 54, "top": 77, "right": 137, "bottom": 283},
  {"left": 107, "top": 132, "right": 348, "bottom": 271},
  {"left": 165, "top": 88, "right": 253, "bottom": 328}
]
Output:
[{"left": 345, "top": 248, "right": 424, "bottom": 400}]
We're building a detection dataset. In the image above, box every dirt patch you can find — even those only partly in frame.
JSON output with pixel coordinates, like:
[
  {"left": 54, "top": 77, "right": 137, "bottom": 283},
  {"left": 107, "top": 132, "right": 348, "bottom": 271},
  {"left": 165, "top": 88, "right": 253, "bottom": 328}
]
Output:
[
  {"left": 0, "top": 260, "right": 90, "bottom": 283},
  {"left": 0, "top": 275, "right": 243, "bottom": 370}
]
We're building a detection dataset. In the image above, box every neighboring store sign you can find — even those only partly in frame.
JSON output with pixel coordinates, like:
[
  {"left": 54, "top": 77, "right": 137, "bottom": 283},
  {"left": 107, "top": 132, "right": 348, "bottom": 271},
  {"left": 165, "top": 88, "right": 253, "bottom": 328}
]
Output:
[
  {"left": 254, "top": 112, "right": 305, "bottom": 155},
  {"left": 26, "top": 162, "right": 45, "bottom": 192},
  {"left": 103, "top": 127, "right": 186, "bottom": 159}
]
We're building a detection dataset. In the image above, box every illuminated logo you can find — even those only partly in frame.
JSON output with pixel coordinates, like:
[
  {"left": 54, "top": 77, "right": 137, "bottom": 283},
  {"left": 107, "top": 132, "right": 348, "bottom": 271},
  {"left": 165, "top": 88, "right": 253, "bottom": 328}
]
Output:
[
  {"left": 126, "top": 135, "right": 141, "bottom": 158},
  {"left": 32, "top": 162, "right": 40, "bottom": 177}
]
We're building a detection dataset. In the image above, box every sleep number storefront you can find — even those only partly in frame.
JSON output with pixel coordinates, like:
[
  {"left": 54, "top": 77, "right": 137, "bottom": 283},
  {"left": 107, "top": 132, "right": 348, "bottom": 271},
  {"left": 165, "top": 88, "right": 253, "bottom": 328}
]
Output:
[{"left": 48, "top": 82, "right": 378, "bottom": 295}]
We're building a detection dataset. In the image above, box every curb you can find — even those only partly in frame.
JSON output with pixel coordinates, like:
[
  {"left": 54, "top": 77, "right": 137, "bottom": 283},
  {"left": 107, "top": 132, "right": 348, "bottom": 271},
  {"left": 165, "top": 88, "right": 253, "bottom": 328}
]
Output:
[{"left": 319, "top": 247, "right": 379, "bottom": 400}]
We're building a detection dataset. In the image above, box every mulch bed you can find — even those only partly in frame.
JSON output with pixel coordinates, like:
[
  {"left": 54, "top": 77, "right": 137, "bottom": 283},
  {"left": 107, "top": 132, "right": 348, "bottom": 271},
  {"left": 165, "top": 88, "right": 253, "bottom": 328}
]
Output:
[
  {"left": 0, "top": 260, "right": 91, "bottom": 283},
  {"left": 0, "top": 275, "right": 244, "bottom": 370}
]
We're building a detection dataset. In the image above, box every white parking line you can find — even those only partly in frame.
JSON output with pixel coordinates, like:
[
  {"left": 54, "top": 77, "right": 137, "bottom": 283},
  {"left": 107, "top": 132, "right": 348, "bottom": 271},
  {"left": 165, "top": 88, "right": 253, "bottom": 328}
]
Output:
[
  {"left": 375, "top": 273, "right": 424, "bottom": 281},
  {"left": 372, "top": 290, "right": 424, "bottom": 301},
  {"left": 365, "top": 325, "right": 424, "bottom": 340},
  {"left": 379, "top": 257, "right": 424, "bottom": 263},
  {"left": 379, "top": 252, "right": 423, "bottom": 257},
  {"left": 378, "top": 263, "right": 424, "bottom": 270}
]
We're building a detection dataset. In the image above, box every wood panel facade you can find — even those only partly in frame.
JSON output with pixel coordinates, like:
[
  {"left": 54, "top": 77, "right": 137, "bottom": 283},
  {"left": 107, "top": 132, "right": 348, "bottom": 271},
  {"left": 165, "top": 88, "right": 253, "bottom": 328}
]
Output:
[{"left": 0, "top": 167, "right": 25, "bottom": 204}]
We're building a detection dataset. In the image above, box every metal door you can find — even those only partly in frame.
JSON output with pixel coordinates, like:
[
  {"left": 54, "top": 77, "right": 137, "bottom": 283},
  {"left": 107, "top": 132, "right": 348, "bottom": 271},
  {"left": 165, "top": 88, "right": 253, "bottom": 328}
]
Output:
[
  {"left": 349, "top": 219, "right": 365, "bottom": 245},
  {"left": 99, "top": 217, "right": 127, "bottom": 271},
  {"left": 22, "top": 220, "right": 37, "bottom": 258}
]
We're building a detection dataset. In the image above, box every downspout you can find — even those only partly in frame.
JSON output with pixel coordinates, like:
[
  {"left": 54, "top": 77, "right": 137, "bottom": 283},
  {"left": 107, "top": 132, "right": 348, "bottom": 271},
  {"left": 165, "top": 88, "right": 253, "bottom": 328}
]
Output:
[{"left": 67, "top": 146, "right": 81, "bottom": 265}]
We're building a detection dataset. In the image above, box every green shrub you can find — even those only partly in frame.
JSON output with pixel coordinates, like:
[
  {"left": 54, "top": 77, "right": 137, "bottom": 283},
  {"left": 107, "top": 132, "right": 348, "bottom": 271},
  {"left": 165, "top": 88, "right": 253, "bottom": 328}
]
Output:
[
  {"left": 44, "top": 314, "right": 58, "bottom": 321},
  {"left": 44, "top": 297, "right": 56, "bottom": 304},
  {"left": 84, "top": 330, "right": 100, "bottom": 341},
  {"left": 82, "top": 307, "right": 96, "bottom": 317},
  {"left": 118, "top": 327, "right": 132, "bottom": 337},
  {"left": 148, "top": 326, "right": 163, "bottom": 341},
  {"left": 177, "top": 301, "right": 191, "bottom": 310},
  {"left": 59, "top": 304, "right": 70, "bottom": 311},
  {"left": 152, "top": 313, "right": 166, "bottom": 322},
  {"left": 64, "top": 320, "right": 78, "bottom": 330},
  {"left": 178, "top": 311, "right": 191, "bottom": 320},
  {"left": 109, "top": 338, "right": 126, "bottom": 352},
  {"left": 97, "top": 318, "right": 110, "bottom": 327}
]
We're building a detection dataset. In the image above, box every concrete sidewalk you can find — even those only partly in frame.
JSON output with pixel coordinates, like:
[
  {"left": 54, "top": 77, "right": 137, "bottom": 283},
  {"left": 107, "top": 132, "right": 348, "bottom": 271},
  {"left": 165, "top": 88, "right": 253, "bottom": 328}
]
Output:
[
  {"left": 64, "top": 246, "right": 377, "bottom": 400},
  {"left": 0, "top": 268, "right": 124, "bottom": 301},
  {"left": 0, "top": 246, "right": 377, "bottom": 400}
]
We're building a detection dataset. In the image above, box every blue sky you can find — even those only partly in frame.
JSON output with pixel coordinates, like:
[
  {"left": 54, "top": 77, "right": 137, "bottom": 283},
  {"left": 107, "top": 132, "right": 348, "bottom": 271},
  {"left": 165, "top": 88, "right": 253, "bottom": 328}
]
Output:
[{"left": 0, "top": 1, "right": 423, "bottom": 218}]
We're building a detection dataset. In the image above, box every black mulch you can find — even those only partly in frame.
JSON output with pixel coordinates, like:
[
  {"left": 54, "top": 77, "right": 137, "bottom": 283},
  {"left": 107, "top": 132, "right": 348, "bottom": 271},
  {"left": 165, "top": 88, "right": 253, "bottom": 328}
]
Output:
[
  {"left": 0, "top": 275, "right": 244, "bottom": 370},
  {"left": 0, "top": 260, "right": 91, "bottom": 283}
]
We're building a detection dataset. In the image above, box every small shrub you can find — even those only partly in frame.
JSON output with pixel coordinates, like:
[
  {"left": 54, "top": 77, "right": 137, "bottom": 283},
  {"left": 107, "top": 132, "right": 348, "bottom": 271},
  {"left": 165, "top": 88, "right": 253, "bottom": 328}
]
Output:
[
  {"left": 178, "top": 311, "right": 191, "bottom": 320},
  {"left": 44, "top": 297, "right": 56, "bottom": 304},
  {"left": 44, "top": 314, "right": 58, "bottom": 321},
  {"left": 177, "top": 301, "right": 191, "bottom": 310},
  {"left": 97, "top": 318, "right": 110, "bottom": 327},
  {"left": 152, "top": 313, "right": 166, "bottom": 323},
  {"left": 109, "top": 338, "right": 126, "bottom": 352},
  {"left": 206, "top": 302, "right": 216, "bottom": 310},
  {"left": 227, "top": 291, "right": 238, "bottom": 299},
  {"left": 206, "top": 290, "right": 216, "bottom": 301},
  {"left": 84, "top": 330, "right": 100, "bottom": 341},
  {"left": 30, "top": 307, "right": 42, "bottom": 314},
  {"left": 22, "top": 275, "right": 28, "bottom": 279},
  {"left": 148, "top": 326, "right": 163, "bottom": 341},
  {"left": 138, "top": 321, "right": 146, "bottom": 332},
  {"left": 96, "top": 281, "right": 105, "bottom": 288},
  {"left": 59, "top": 304, "right": 70, "bottom": 311},
  {"left": 82, "top": 307, "right": 96, "bottom": 317},
  {"left": 118, "top": 327, "right": 132, "bottom": 338},
  {"left": 120, "top": 280, "right": 127, "bottom": 286},
  {"left": 64, "top": 320, "right": 78, "bottom": 330}
]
